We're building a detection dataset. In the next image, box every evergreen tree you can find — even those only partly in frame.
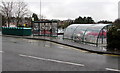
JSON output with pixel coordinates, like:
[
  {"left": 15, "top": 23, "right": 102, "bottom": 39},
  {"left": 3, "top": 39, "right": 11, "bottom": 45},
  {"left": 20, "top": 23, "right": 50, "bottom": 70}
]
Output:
[
  {"left": 97, "top": 20, "right": 112, "bottom": 24},
  {"left": 32, "top": 13, "right": 39, "bottom": 21},
  {"left": 86, "top": 17, "right": 94, "bottom": 24},
  {"left": 74, "top": 16, "right": 95, "bottom": 24},
  {"left": 107, "top": 19, "right": 120, "bottom": 50}
]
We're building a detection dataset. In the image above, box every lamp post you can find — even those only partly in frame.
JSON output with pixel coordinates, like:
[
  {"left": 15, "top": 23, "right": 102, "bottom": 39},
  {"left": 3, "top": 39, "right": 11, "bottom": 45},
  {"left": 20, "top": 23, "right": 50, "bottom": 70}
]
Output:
[{"left": 40, "top": 0, "right": 41, "bottom": 20}]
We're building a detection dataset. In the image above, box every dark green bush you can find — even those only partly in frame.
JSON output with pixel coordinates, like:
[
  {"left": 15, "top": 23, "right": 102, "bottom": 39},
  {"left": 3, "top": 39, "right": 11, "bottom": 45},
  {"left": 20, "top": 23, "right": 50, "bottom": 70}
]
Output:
[
  {"left": 107, "top": 19, "right": 120, "bottom": 50},
  {"left": 107, "top": 24, "right": 120, "bottom": 50}
]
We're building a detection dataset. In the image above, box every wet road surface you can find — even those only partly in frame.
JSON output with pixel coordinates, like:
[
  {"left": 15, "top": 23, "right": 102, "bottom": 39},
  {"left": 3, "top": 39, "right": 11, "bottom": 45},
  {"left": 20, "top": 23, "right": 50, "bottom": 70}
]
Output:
[{"left": 2, "top": 36, "right": 120, "bottom": 71}]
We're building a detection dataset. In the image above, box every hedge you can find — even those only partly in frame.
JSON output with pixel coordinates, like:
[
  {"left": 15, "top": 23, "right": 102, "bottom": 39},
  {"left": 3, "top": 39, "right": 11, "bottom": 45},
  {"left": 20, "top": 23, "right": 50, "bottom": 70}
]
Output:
[{"left": 107, "top": 26, "right": 120, "bottom": 50}]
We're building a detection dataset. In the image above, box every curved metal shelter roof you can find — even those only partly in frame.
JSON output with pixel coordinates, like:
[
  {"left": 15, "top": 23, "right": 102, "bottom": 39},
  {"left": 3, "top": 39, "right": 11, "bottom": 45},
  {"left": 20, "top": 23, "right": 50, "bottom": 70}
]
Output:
[{"left": 64, "top": 24, "right": 111, "bottom": 46}]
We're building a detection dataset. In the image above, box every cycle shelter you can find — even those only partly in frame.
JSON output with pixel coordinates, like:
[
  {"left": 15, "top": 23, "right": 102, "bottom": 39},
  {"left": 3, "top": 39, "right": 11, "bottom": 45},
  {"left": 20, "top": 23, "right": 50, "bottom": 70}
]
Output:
[
  {"left": 32, "top": 21, "right": 58, "bottom": 37},
  {"left": 64, "top": 24, "right": 111, "bottom": 47}
]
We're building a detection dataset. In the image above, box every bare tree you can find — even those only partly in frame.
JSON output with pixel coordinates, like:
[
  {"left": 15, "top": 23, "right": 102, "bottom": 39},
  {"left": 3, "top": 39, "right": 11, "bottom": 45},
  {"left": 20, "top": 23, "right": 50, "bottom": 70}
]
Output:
[
  {"left": 14, "top": 1, "right": 28, "bottom": 26},
  {"left": 0, "top": 1, "right": 14, "bottom": 27}
]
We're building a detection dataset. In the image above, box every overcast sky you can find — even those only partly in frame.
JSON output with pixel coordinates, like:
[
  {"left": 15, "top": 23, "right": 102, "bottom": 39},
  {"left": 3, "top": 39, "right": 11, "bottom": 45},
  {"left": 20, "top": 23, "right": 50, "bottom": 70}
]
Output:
[{"left": 1, "top": 0, "right": 120, "bottom": 22}]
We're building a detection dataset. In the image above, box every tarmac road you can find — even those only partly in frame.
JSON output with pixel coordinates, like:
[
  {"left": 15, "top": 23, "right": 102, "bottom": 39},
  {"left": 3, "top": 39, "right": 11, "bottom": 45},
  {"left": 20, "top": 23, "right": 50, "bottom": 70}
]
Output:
[{"left": 2, "top": 36, "right": 120, "bottom": 71}]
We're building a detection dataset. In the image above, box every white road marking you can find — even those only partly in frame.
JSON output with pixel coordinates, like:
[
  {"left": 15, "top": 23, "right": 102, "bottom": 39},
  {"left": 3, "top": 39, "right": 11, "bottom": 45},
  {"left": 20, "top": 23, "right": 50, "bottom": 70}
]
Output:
[
  {"left": 19, "top": 54, "right": 84, "bottom": 67},
  {"left": 59, "top": 47, "right": 64, "bottom": 48},
  {"left": 0, "top": 51, "right": 4, "bottom": 53},
  {"left": 45, "top": 45, "right": 50, "bottom": 47},
  {"left": 105, "top": 68, "right": 120, "bottom": 72}
]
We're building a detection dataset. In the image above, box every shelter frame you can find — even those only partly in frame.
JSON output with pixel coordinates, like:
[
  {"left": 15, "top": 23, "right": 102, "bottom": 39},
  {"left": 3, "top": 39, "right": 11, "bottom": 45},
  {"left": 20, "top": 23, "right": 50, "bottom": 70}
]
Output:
[{"left": 32, "top": 21, "right": 58, "bottom": 37}]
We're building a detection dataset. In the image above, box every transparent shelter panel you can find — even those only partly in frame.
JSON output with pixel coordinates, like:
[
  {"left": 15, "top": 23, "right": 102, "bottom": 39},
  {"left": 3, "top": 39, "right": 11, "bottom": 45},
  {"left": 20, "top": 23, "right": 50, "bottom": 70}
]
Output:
[
  {"left": 84, "top": 24, "right": 109, "bottom": 45},
  {"left": 64, "top": 24, "right": 79, "bottom": 39},
  {"left": 72, "top": 24, "right": 94, "bottom": 42},
  {"left": 33, "top": 23, "right": 39, "bottom": 35},
  {"left": 40, "top": 23, "right": 44, "bottom": 35},
  {"left": 84, "top": 29, "right": 99, "bottom": 45},
  {"left": 97, "top": 27, "right": 107, "bottom": 47},
  {"left": 52, "top": 23, "right": 58, "bottom": 36}
]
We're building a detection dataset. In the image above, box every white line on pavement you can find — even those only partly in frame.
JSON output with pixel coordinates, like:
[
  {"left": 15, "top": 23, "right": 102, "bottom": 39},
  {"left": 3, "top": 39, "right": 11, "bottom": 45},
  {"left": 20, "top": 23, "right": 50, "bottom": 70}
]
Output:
[
  {"left": 0, "top": 51, "right": 4, "bottom": 53},
  {"left": 59, "top": 47, "right": 64, "bottom": 48},
  {"left": 19, "top": 54, "right": 84, "bottom": 67},
  {"left": 105, "top": 68, "right": 120, "bottom": 72},
  {"left": 45, "top": 45, "right": 50, "bottom": 47}
]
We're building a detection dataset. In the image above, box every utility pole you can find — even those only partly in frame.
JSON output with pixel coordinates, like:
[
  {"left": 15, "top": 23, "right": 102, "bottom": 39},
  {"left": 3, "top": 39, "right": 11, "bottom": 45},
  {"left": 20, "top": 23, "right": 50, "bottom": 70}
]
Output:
[{"left": 40, "top": 0, "right": 41, "bottom": 20}]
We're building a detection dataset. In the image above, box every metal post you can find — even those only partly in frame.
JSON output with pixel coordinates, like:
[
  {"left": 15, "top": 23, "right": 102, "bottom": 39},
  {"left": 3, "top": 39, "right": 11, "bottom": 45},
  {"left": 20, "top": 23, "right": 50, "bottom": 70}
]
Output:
[
  {"left": 50, "top": 22, "right": 52, "bottom": 37},
  {"left": 102, "top": 29, "right": 104, "bottom": 44},
  {"left": 40, "top": 0, "right": 41, "bottom": 20},
  {"left": 44, "top": 23, "right": 45, "bottom": 37},
  {"left": 0, "top": 14, "right": 2, "bottom": 33},
  {"left": 57, "top": 21, "right": 58, "bottom": 37},
  {"left": 38, "top": 23, "right": 40, "bottom": 36}
]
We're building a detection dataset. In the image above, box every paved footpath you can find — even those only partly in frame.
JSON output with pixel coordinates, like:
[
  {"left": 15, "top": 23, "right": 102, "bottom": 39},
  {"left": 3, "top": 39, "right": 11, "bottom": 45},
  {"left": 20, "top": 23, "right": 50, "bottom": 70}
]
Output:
[{"left": 16, "top": 35, "right": 120, "bottom": 55}]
